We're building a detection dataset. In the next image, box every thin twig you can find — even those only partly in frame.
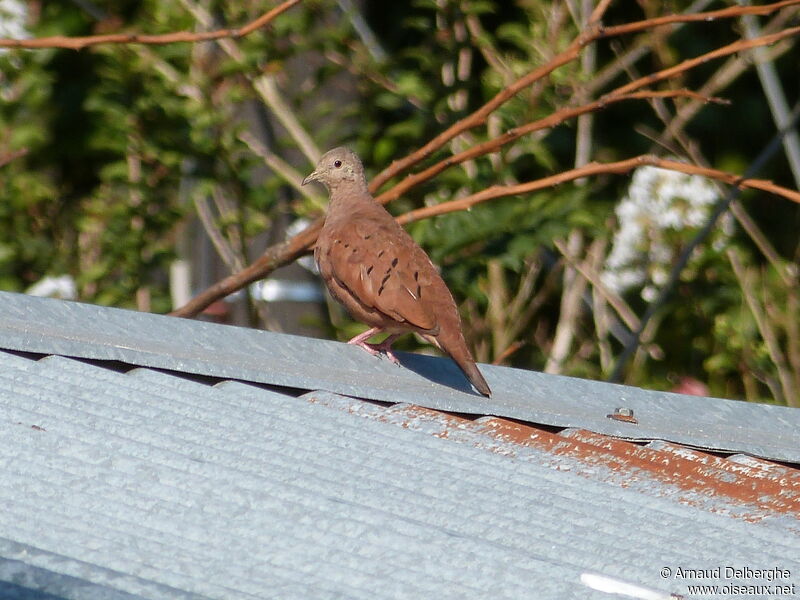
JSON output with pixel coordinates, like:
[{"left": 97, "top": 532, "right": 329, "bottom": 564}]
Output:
[
  {"left": 588, "top": 239, "right": 614, "bottom": 375},
  {"left": 368, "top": 32, "right": 587, "bottom": 192},
  {"left": 611, "top": 25, "right": 800, "bottom": 96},
  {"left": 650, "top": 1, "right": 799, "bottom": 151},
  {"left": 369, "top": 0, "right": 800, "bottom": 192},
  {"left": 324, "top": 49, "right": 426, "bottom": 109},
  {"left": 583, "top": 0, "right": 716, "bottom": 98},
  {"left": 492, "top": 340, "right": 526, "bottom": 366},
  {"left": 0, "top": 0, "right": 302, "bottom": 49},
  {"left": 170, "top": 218, "right": 322, "bottom": 317},
  {"left": 396, "top": 155, "right": 800, "bottom": 225},
  {"left": 253, "top": 75, "right": 321, "bottom": 163},
  {"left": 608, "top": 100, "right": 800, "bottom": 382},
  {"left": 545, "top": 231, "right": 587, "bottom": 374},
  {"left": 506, "top": 257, "right": 544, "bottom": 340},
  {"left": 171, "top": 152, "right": 800, "bottom": 319},
  {"left": 374, "top": 90, "right": 726, "bottom": 205},
  {"left": 464, "top": 15, "right": 516, "bottom": 86},
  {"left": 728, "top": 248, "right": 797, "bottom": 404},
  {"left": 659, "top": 35, "right": 797, "bottom": 149},
  {"left": 573, "top": 0, "right": 597, "bottom": 184},
  {"left": 599, "top": 0, "right": 800, "bottom": 37},
  {"left": 553, "top": 238, "right": 640, "bottom": 332},
  {"left": 179, "top": 0, "right": 321, "bottom": 164},
  {"left": 729, "top": 200, "right": 793, "bottom": 287},
  {"left": 194, "top": 191, "right": 244, "bottom": 273},
  {"left": 170, "top": 2, "right": 800, "bottom": 319},
  {"left": 740, "top": 9, "right": 800, "bottom": 186},
  {"left": 486, "top": 259, "right": 511, "bottom": 359},
  {"left": 238, "top": 131, "right": 324, "bottom": 208}
]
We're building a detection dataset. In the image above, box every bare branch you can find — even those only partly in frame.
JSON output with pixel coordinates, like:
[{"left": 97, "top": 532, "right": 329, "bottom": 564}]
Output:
[
  {"left": 171, "top": 152, "right": 799, "bottom": 319},
  {"left": 170, "top": 218, "right": 322, "bottom": 318},
  {"left": 178, "top": 0, "right": 321, "bottom": 164},
  {"left": 252, "top": 75, "right": 322, "bottom": 163},
  {"left": 612, "top": 25, "right": 800, "bottom": 96},
  {"left": 369, "top": 0, "right": 800, "bottom": 192},
  {"left": 238, "top": 131, "right": 325, "bottom": 209},
  {"left": 396, "top": 156, "right": 800, "bottom": 225},
  {"left": 0, "top": 0, "right": 302, "bottom": 50},
  {"left": 545, "top": 231, "right": 587, "bottom": 374},
  {"left": 588, "top": 0, "right": 614, "bottom": 25},
  {"left": 194, "top": 192, "right": 244, "bottom": 273},
  {"left": 599, "top": 0, "right": 800, "bottom": 37},
  {"left": 168, "top": 0, "right": 800, "bottom": 321},
  {"left": 553, "top": 238, "right": 640, "bottom": 332},
  {"left": 374, "top": 90, "right": 725, "bottom": 205},
  {"left": 368, "top": 34, "right": 587, "bottom": 192},
  {"left": 729, "top": 200, "right": 794, "bottom": 287},
  {"left": 728, "top": 248, "right": 798, "bottom": 404}
]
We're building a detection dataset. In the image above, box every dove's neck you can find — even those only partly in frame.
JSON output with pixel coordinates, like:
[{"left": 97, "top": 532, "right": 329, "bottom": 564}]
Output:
[{"left": 326, "top": 178, "right": 374, "bottom": 222}]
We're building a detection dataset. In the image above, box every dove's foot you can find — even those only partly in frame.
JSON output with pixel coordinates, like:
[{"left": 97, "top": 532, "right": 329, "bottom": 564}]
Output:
[{"left": 348, "top": 329, "right": 402, "bottom": 365}]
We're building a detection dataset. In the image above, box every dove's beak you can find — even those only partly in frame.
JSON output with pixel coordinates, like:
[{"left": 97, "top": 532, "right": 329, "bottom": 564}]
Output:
[{"left": 301, "top": 170, "right": 320, "bottom": 186}]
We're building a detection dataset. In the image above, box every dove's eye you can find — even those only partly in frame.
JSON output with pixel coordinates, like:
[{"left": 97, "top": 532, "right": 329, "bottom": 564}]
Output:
[{"left": 333, "top": 160, "right": 342, "bottom": 168}]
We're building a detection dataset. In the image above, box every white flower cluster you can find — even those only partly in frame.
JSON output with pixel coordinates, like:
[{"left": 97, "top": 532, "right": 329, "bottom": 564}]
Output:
[
  {"left": 602, "top": 164, "right": 733, "bottom": 302},
  {"left": 0, "top": 0, "right": 27, "bottom": 43},
  {"left": 26, "top": 275, "right": 77, "bottom": 300}
]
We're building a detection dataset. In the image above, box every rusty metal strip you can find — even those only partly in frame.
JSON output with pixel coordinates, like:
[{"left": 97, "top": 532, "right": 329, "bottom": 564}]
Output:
[
  {"left": 646, "top": 440, "right": 800, "bottom": 492},
  {"left": 557, "top": 428, "right": 800, "bottom": 516},
  {"left": 304, "top": 392, "right": 800, "bottom": 522}
]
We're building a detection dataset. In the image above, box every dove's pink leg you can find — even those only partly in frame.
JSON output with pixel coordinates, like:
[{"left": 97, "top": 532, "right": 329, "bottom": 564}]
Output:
[{"left": 347, "top": 328, "right": 402, "bottom": 365}]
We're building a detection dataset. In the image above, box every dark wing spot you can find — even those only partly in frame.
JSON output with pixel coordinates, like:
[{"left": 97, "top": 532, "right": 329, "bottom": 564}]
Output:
[
  {"left": 391, "top": 257, "right": 399, "bottom": 267},
  {"left": 377, "top": 273, "right": 391, "bottom": 296},
  {"left": 377, "top": 250, "right": 385, "bottom": 258},
  {"left": 366, "top": 265, "right": 373, "bottom": 275},
  {"left": 416, "top": 285, "right": 422, "bottom": 298},
  {"left": 414, "top": 271, "right": 419, "bottom": 281},
  {"left": 364, "top": 234, "right": 371, "bottom": 240},
  {"left": 343, "top": 243, "right": 349, "bottom": 248}
]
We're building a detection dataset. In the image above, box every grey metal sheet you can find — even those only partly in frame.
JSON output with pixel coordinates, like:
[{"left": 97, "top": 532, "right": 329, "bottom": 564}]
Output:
[
  {"left": 0, "top": 351, "right": 797, "bottom": 600},
  {"left": 0, "top": 291, "right": 798, "bottom": 462},
  {"left": 301, "top": 391, "right": 800, "bottom": 535},
  {"left": 0, "top": 539, "right": 204, "bottom": 600}
]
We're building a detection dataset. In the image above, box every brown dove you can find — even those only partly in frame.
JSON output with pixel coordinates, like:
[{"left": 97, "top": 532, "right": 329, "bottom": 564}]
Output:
[{"left": 302, "top": 147, "right": 491, "bottom": 397}]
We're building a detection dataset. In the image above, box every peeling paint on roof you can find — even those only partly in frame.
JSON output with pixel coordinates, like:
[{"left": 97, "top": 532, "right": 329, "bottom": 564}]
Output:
[{"left": 305, "top": 392, "right": 800, "bottom": 531}]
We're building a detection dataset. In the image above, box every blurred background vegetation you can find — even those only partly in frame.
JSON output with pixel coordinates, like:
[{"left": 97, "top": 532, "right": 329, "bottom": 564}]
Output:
[{"left": 0, "top": 0, "right": 798, "bottom": 404}]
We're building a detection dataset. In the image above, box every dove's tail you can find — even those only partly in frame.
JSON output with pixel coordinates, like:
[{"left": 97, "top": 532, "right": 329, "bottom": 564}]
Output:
[
  {"left": 458, "top": 356, "right": 492, "bottom": 397},
  {"left": 429, "top": 329, "right": 492, "bottom": 397}
]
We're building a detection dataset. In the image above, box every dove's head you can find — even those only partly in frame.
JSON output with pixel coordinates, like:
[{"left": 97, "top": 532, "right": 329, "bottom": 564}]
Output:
[{"left": 302, "top": 147, "right": 367, "bottom": 191}]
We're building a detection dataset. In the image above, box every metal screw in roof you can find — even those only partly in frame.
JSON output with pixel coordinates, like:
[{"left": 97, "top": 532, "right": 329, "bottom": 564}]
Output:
[{"left": 607, "top": 406, "right": 638, "bottom": 424}]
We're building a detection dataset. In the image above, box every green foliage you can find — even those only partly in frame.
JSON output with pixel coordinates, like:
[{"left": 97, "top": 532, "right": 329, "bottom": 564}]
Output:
[{"left": 0, "top": 0, "right": 797, "bottom": 403}]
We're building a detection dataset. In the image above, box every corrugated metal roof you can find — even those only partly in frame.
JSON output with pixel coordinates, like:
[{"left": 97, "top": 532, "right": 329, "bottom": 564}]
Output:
[
  {"left": 1, "top": 291, "right": 799, "bottom": 462},
  {"left": 0, "top": 537, "right": 206, "bottom": 600},
  {"left": 303, "top": 393, "right": 800, "bottom": 531},
  {"left": 0, "top": 291, "right": 799, "bottom": 599},
  {"left": 0, "top": 350, "right": 797, "bottom": 599}
]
